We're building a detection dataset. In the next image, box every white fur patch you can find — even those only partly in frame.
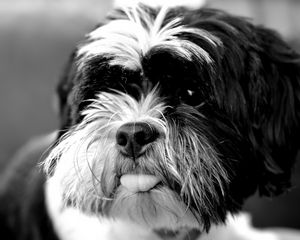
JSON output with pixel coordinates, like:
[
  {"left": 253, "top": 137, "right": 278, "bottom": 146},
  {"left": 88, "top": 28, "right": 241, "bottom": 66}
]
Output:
[
  {"left": 43, "top": 89, "right": 201, "bottom": 230},
  {"left": 43, "top": 90, "right": 168, "bottom": 211},
  {"left": 45, "top": 178, "right": 162, "bottom": 240},
  {"left": 114, "top": 0, "right": 207, "bottom": 9},
  {"left": 77, "top": 3, "right": 221, "bottom": 70},
  {"left": 46, "top": 176, "right": 299, "bottom": 240}
]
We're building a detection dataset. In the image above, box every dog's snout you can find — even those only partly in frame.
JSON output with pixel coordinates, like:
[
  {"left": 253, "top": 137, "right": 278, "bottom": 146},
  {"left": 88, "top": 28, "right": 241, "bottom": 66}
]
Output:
[{"left": 116, "top": 122, "right": 159, "bottom": 158}]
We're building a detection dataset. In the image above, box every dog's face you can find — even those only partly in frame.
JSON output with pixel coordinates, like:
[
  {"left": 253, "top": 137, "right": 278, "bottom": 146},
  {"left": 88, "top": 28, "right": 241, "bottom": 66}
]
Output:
[{"left": 44, "top": 4, "right": 300, "bottom": 231}]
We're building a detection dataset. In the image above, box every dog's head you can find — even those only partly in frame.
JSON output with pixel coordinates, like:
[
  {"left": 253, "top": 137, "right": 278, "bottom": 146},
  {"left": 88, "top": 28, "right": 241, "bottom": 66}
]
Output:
[{"left": 44, "top": 3, "right": 300, "bottom": 231}]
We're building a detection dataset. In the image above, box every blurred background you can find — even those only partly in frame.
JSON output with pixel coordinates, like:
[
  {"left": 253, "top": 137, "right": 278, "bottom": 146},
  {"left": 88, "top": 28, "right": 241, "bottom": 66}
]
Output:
[{"left": 1, "top": 0, "right": 300, "bottom": 230}]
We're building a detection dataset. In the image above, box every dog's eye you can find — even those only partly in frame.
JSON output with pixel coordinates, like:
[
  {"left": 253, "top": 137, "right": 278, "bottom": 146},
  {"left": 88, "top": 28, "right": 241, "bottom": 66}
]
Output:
[
  {"left": 187, "top": 90, "right": 194, "bottom": 97},
  {"left": 179, "top": 89, "right": 201, "bottom": 107}
]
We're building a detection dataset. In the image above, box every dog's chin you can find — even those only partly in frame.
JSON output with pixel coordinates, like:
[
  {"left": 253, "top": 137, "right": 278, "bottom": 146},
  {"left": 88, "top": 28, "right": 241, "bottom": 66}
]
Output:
[{"left": 107, "top": 185, "right": 200, "bottom": 230}]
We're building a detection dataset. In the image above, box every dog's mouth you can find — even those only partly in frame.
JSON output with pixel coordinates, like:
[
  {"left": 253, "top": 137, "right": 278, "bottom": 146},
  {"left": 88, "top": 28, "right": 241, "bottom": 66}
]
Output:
[
  {"left": 108, "top": 173, "right": 200, "bottom": 230},
  {"left": 120, "top": 174, "right": 162, "bottom": 193}
]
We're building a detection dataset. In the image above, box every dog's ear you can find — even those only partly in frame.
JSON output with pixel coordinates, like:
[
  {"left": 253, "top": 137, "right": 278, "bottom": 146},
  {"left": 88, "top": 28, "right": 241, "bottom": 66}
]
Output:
[
  {"left": 196, "top": 10, "right": 300, "bottom": 198},
  {"left": 56, "top": 50, "right": 77, "bottom": 133},
  {"left": 247, "top": 26, "right": 300, "bottom": 197}
]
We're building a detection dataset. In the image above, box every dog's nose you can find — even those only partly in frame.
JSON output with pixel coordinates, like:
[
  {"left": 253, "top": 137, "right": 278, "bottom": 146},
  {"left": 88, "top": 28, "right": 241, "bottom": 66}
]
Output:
[{"left": 116, "top": 122, "right": 159, "bottom": 158}]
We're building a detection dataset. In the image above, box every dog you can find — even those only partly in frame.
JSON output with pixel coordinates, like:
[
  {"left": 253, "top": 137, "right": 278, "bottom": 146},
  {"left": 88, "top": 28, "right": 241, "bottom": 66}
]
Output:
[{"left": 1, "top": 1, "right": 300, "bottom": 239}]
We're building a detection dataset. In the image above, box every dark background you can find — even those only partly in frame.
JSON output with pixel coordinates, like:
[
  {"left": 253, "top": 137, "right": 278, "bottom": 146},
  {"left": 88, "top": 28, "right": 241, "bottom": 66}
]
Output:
[{"left": 1, "top": 0, "right": 300, "bottom": 230}]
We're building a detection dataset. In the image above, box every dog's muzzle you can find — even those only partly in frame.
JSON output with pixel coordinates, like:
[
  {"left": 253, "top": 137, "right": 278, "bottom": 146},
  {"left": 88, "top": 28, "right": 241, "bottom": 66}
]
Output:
[{"left": 116, "top": 122, "right": 162, "bottom": 193}]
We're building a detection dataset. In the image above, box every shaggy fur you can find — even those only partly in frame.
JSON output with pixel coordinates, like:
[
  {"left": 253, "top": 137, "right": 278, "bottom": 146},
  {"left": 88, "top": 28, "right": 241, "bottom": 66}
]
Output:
[{"left": 1, "top": 2, "right": 300, "bottom": 240}]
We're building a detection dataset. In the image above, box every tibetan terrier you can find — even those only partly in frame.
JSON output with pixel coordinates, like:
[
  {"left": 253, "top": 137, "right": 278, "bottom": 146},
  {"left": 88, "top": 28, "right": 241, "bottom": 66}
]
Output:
[{"left": 1, "top": 1, "right": 300, "bottom": 240}]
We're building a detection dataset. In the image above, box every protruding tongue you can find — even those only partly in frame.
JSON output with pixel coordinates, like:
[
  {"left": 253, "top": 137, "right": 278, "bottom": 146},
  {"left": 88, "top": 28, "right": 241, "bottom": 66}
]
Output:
[{"left": 120, "top": 174, "right": 161, "bottom": 193}]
